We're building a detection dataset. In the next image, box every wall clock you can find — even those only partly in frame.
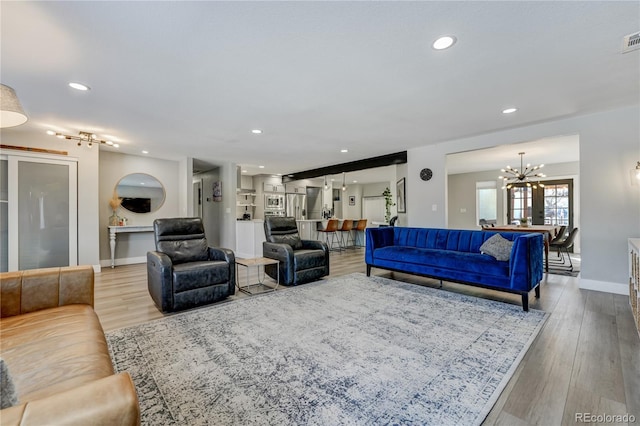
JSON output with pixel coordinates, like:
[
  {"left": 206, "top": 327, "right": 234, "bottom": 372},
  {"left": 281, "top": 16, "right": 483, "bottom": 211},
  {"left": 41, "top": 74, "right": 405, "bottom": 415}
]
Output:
[{"left": 420, "top": 168, "right": 433, "bottom": 181}]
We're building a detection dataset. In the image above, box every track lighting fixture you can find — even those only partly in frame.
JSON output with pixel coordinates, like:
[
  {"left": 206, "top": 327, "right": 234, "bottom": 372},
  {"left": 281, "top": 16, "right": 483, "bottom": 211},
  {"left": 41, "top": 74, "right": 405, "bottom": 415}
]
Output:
[{"left": 47, "top": 130, "right": 119, "bottom": 148}]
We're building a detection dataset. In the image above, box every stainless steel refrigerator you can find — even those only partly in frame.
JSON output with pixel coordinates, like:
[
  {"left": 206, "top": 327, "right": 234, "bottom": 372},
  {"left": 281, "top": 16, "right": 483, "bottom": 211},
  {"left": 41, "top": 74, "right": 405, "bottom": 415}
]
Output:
[{"left": 286, "top": 193, "right": 307, "bottom": 220}]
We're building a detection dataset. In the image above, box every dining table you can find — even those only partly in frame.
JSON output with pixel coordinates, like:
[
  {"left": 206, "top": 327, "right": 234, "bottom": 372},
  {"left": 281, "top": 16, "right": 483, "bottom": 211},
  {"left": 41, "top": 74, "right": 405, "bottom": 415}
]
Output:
[{"left": 482, "top": 224, "right": 561, "bottom": 272}]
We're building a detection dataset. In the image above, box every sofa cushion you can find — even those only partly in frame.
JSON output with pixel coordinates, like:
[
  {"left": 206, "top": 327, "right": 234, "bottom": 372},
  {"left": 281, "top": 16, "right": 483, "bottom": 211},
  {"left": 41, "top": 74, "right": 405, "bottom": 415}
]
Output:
[
  {"left": 480, "top": 233, "right": 513, "bottom": 261},
  {"left": 0, "top": 305, "right": 114, "bottom": 403},
  {"left": 373, "top": 246, "right": 510, "bottom": 277},
  {"left": 173, "top": 261, "right": 230, "bottom": 293}
]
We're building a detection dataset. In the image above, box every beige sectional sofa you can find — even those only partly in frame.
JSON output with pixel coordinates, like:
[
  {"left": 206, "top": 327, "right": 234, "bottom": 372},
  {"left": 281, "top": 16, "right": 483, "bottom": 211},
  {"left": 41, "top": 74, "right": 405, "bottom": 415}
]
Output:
[{"left": 0, "top": 265, "right": 140, "bottom": 425}]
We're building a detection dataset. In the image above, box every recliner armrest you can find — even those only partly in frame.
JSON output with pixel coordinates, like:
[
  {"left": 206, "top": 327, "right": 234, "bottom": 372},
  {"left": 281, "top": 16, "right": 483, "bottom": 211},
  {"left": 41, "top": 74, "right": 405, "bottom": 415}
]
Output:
[
  {"left": 208, "top": 247, "right": 235, "bottom": 265},
  {"left": 262, "top": 242, "right": 294, "bottom": 262},
  {"left": 208, "top": 247, "right": 236, "bottom": 295},
  {"left": 301, "top": 240, "right": 328, "bottom": 253},
  {"left": 147, "top": 251, "right": 173, "bottom": 312}
]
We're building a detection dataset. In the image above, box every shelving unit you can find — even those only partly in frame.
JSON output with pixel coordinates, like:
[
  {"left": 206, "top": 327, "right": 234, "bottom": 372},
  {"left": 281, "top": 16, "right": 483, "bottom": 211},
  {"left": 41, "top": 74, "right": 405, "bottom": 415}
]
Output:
[
  {"left": 236, "top": 191, "right": 257, "bottom": 219},
  {"left": 629, "top": 238, "right": 640, "bottom": 337}
]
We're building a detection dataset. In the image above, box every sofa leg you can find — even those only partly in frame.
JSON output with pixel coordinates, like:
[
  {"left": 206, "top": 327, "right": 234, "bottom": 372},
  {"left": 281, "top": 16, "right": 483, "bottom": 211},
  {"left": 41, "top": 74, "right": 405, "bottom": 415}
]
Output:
[
  {"left": 366, "top": 265, "right": 371, "bottom": 276},
  {"left": 535, "top": 285, "right": 540, "bottom": 298},
  {"left": 439, "top": 280, "right": 443, "bottom": 289},
  {"left": 521, "top": 293, "right": 529, "bottom": 311}
]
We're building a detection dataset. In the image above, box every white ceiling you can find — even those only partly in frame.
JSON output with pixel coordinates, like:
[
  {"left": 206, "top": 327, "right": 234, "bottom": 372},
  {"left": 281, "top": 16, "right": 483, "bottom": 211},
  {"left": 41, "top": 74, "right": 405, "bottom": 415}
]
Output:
[{"left": 1, "top": 2, "right": 638, "bottom": 178}]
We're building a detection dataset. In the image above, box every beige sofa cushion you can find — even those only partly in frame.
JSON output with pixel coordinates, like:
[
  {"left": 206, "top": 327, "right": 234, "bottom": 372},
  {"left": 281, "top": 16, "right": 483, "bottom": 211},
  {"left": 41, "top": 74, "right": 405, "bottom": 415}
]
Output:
[{"left": 0, "top": 305, "right": 114, "bottom": 403}]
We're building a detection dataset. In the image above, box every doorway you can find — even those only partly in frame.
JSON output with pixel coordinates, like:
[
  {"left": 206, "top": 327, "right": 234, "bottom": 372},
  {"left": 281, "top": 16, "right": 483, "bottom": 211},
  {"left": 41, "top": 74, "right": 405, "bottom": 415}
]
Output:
[{"left": 507, "top": 179, "right": 573, "bottom": 230}]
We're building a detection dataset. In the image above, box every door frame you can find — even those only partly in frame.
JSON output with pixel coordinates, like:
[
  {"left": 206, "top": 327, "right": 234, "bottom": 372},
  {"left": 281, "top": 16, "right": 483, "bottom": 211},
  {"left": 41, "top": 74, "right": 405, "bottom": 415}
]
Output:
[{"left": 5, "top": 152, "right": 78, "bottom": 271}]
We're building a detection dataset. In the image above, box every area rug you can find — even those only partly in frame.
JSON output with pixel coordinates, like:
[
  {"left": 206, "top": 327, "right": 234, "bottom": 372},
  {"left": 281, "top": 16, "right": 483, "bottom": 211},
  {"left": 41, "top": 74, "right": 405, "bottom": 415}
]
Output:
[{"left": 106, "top": 273, "right": 548, "bottom": 426}]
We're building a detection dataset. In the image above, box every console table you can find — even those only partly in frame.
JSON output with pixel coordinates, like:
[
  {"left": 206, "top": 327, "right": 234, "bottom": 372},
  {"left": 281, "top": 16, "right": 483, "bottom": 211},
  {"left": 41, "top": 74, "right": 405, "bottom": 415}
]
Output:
[{"left": 108, "top": 225, "right": 154, "bottom": 268}]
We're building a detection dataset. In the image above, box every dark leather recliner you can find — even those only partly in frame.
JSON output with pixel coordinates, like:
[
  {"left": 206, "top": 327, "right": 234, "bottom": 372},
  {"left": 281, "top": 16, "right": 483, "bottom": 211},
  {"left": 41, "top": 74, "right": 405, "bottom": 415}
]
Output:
[
  {"left": 147, "top": 217, "right": 235, "bottom": 313},
  {"left": 263, "top": 216, "right": 329, "bottom": 286}
]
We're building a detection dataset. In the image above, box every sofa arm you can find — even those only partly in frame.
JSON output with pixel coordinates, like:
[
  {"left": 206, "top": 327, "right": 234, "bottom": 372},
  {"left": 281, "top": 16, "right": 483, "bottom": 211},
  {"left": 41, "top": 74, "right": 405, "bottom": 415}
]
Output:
[
  {"left": 509, "top": 233, "right": 544, "bottom": 291},
  {"left": 365, "top": 227, "right": 395, "bottom": 264},
  {"left": 209, "top": 247, "right": 236, "bottom": 295},
  {"left": 0, "top": 266, "right": 94, "bottom": 318},
  {"left": 146, "top": 251, "right": 173, "bottom": 313},
  {"left": 1, "top": 372, "right": 140, "bottom": 426}
]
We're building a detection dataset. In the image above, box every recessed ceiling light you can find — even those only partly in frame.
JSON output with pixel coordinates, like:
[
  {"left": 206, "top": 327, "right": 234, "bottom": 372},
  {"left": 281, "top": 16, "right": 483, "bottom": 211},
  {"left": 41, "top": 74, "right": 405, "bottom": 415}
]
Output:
[
  {"left": 142, "top": 150, "right": 149, "bottom": 154},
  {"left": 353, "top": 180, "right": 358, "bottom": 183},
  {"left": 242, "top": 169, "right": 248, "bottom": 173},
  {"left": 68, "top": 82, "right": 90, "bottom": 91},
  {"left": 259, "top": 165, "right": 265, "bottom": 169},
  {"left": 432, "top": 36, "right": 457, "bottom": 50},
  {"left": 252, "top": 129, "right": 262, "bottom": 134},
  {"left": 341, "top": 149, "right": 348, "bottom": 153},
  {"left": 502, "top": 107, "right": 518, "bottom": 114}
]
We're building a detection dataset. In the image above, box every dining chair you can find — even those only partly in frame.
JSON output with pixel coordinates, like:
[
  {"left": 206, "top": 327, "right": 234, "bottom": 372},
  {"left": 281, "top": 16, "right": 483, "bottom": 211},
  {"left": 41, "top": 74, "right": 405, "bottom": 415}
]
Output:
[{"left": 549, "top": 227, "right": 579, "bottom": 271}]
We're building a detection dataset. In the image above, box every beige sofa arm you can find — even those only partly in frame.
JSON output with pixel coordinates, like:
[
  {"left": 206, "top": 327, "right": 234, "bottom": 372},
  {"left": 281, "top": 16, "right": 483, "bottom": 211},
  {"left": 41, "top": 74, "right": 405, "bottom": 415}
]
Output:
[
  {"left": 0, "top": 265, "right": 94, "bottom": 318},
  {"left": 0, "top": 372, "right": 140, "bottom": 426}
]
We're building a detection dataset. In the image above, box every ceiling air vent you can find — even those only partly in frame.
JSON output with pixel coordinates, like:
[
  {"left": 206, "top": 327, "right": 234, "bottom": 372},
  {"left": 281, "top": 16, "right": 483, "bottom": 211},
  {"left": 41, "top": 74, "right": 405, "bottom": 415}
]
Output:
[{"left": 622, "top": 31, "right": 640, "bottom": 53}]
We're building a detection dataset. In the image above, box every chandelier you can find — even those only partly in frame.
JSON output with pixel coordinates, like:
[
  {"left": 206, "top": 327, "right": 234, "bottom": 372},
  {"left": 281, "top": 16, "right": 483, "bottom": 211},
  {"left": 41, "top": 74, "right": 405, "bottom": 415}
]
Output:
[
  {"left": 499, "top": 152, "right": 545, "bottom": 189},
  {"left": 47, "top": 130, "right": 119, "bottom": 148}
]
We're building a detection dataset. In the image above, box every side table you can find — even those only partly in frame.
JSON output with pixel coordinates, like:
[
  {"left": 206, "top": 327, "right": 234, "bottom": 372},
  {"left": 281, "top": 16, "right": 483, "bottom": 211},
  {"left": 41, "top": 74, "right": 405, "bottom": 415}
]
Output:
[{"left": 236, "top": 257, "right": 280, "bottom": 295}]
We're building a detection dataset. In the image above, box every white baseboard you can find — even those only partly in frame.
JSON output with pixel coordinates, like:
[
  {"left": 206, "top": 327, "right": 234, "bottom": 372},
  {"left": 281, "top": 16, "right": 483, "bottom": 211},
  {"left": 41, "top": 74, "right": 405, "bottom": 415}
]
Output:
[
  {"left": 99, "top": 256, "right": 147, "bottom": 268},
  {"left": 578, "top": 278, "right": 628, "bottom": 295}
]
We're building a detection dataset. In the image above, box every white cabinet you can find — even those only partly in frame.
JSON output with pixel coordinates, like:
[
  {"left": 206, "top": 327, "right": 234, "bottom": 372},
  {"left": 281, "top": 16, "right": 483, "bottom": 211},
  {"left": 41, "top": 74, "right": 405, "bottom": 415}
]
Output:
[
  {"left": 236, "top": 220, "right": 266, "bottom": 258},
  {"left": 286, "top": 184, "right": 306, "bottom": 194},
  {"left": 263, "top": 183, "right": 285, "bottom": 193}
]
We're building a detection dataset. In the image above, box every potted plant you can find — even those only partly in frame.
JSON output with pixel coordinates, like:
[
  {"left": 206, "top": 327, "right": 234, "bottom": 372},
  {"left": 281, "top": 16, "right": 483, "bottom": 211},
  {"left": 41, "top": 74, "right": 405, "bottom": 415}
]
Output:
[
  {"left": 519, "top": 217, "right": 529, "bottom": 227},
  {"left": 382, "top": 187, "right": 395, "bottom": 223},
  {"left": 108, "top": 190, "right": 122, "bottom": 226}
]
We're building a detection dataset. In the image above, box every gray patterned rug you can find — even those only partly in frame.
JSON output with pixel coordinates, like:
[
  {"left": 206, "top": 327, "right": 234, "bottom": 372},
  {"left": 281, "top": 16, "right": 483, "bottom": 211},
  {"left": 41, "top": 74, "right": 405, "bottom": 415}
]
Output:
[{"left": 106, "top": 273, "right": 548, "bottom": 425}]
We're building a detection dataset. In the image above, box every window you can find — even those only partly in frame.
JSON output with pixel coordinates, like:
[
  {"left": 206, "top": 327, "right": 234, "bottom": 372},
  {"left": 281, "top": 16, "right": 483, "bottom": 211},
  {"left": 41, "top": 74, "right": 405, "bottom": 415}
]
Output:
[{"left": 476, "top": 181, "right": 497, "bottom": 226}]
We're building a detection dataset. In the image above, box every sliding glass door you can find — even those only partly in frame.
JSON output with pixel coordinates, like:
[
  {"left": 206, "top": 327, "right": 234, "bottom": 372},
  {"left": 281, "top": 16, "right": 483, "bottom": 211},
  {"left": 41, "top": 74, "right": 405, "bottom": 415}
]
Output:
[{"left": 3, "top": 154, "right": 77, "bottom": 271}]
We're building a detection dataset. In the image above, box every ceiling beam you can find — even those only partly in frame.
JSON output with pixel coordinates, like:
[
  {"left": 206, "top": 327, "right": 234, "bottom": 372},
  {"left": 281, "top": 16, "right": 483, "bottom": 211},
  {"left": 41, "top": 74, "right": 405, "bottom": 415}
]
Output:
[{"left": 281, "top": 151, "right": 407, "bottom": 183}]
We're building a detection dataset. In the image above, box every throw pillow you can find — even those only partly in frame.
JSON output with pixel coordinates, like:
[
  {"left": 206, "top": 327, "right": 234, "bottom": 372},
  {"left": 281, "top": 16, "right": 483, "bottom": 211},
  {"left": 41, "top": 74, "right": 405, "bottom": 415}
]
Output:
[
  {"left": 1, "top": 357, "right": 18, "bottom": 409},
  {"left": 480, "top": 233, "right": 514, "bottom": 261}
]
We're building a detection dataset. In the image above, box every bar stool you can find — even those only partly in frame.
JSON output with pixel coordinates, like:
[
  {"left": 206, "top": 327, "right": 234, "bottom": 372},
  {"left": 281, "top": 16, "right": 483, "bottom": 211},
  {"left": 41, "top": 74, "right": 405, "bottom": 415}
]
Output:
[
  {"left": 354, "top": 219, "right": 368, "bottom": 248},
  {"left": 338, "top": 219, "right": 355, "bottom": 249},
  {"left": 317, "top": 219, "right": 341, "bottom": 251}
]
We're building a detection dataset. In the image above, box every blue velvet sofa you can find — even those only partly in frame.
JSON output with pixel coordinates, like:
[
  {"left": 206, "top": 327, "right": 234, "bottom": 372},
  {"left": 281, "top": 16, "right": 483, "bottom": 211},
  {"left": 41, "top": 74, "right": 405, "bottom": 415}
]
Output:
[{"left": 365, "top": 227, "right": 544, "bottom": 311}]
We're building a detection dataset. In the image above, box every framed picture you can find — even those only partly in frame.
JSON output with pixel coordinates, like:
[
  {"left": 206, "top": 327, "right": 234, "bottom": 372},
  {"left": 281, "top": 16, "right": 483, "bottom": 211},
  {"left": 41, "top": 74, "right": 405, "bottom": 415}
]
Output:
[
  {"left": 212, "top": 181, "right": 222, "bottom": 202},
  {"left": 349, "top": 195, "right": 356, "bottom": 206},
  {"left": 396, "top": 178, "right": 406, "bottom": 213}
]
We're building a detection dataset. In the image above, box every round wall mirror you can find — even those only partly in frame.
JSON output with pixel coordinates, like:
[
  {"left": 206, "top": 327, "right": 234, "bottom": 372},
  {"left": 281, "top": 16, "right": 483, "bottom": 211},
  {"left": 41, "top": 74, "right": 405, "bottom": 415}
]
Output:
[{"left": 115, "top": 173, "right": 166, "bottom": 214}]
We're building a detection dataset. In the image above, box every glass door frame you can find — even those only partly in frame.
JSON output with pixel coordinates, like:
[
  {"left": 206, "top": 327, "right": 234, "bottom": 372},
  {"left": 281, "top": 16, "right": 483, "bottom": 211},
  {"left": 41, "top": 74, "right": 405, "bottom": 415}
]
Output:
[
  {"left": 506, "top": 178, "right": 574, "bottom": 229},
  {"left": 5, "top": 152, "right": 78, "bottom": 271}
]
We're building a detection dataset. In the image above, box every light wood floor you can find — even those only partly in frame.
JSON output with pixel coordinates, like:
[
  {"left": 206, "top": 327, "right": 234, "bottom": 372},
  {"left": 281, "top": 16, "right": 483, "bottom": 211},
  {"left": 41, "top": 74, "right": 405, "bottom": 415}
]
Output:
[{"left": 95, "top": 250, "right": 639, "bottom": 425}]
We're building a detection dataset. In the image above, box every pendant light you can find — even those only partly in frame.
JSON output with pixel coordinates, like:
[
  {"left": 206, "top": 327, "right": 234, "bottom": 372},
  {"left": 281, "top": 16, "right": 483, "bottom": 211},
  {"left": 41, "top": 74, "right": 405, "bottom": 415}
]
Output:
[
  {"left": 0, "top": 84, "right": 28, "bottom": 128},
  {"left": 499, "top": 152, "right": 545, "bottom": 189},
  {"left": 324, "top": 176, "right": 329, "bottom": 190},
  {"left": 342, "top": 172, "right": 347, "bottom": 191}
]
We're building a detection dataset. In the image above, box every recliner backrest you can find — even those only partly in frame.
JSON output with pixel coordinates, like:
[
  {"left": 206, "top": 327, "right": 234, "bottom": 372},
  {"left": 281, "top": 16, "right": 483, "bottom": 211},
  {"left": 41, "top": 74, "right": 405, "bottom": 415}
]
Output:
[
  {"left": 264, "top": 216, "right": 303, "bottom": 250},
  {"left": 154, "top": 218, "right": 209, "bottom": 264}
]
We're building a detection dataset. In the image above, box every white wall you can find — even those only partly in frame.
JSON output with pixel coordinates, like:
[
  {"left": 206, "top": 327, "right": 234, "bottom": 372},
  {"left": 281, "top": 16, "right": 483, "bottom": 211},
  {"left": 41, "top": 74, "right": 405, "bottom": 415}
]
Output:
[
  {"left": 407, "top": 105, "right": 640, "bottom": 294},
  {"left": 99, "top": 151, "right": 179, "bottom": 266}
]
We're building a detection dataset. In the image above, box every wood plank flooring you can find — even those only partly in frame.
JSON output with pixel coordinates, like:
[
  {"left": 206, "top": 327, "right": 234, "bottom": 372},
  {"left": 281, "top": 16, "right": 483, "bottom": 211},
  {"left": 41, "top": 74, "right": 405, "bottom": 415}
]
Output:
[{"left": 95, "top": 249, "right": 639, "bottom": 425}]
